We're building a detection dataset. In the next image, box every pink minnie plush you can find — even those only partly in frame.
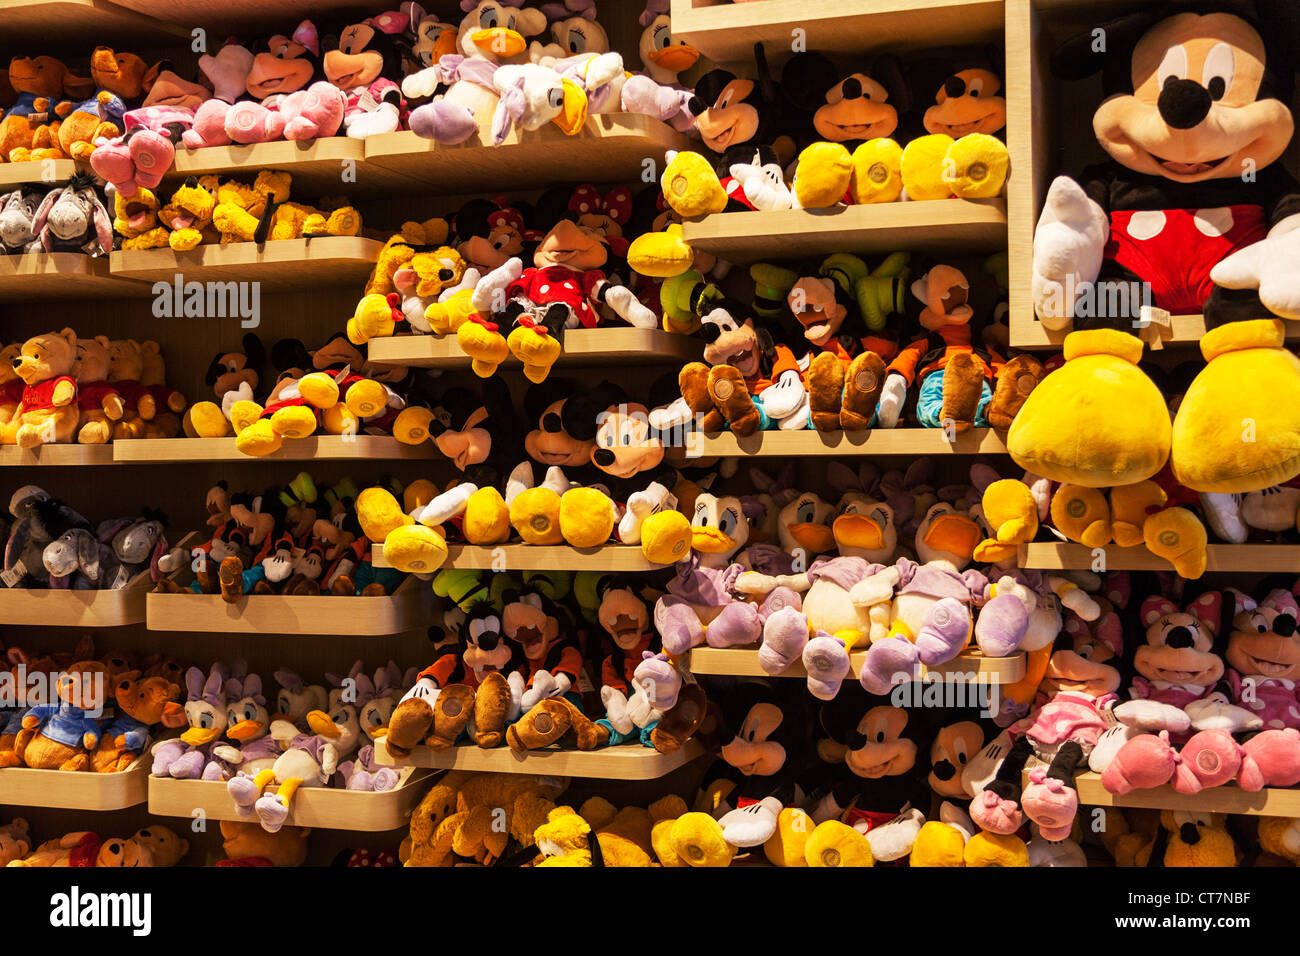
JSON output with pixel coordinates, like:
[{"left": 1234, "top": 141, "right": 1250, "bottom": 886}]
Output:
[
  {"left": 182, "top": 39, "right": 256, "bottom": 148},
  {"left": 232, "top": 22, "right": 344, "bottom": 144},
  {"left": 1224, "top": 586, "right": 1300, "bottom": 730},
  {"left": 322, "top": 11, "right": 410, "bottom": 139}
]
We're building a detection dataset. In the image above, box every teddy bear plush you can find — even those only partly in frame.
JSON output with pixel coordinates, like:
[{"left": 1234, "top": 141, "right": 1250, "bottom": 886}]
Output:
[
  {"left": 218, "top": 819, "right": 311, "bottom": 866},
  {"left": 91, "top": 670, "right": 186, "bottom": 772},
  {"left": 3, "top": 327, "right": 79, "bottom": 447},
  {"left": 0, "top": 819, "right": 32, "bottom": 865},
  {"left": 14, "top": 660, "right": 109, "bottom": 771},
  {"left": 0, "top": 54, "right": 82, "bottom": 162},
  {"left": 57, "top": 46, "right": 149, "bottom": 162},
  {"left": 71, "top": 335, "right": 124, "bottom": 444}
]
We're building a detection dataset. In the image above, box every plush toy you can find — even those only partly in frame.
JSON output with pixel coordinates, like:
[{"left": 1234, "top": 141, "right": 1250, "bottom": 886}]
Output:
[
  {"left": 158, "top": 175, "right": 219, "bottom": 251},
  {"left": 623, "top": 0, "right": 700, "bottom": 133},
  {"left": 57, "top": 47, "right": 148, "bottom": 161},
  {"left": 14, "top": 660, "right": 109, "bottom": 770},
  {"left": 218, "top": 820, "right": 311, "bottom": 866},
  {"left": 2, "top": 327, "right": 79, "bottom": 447},
  {"left": 70, "top": 336, "right": 123, "bottom": 444},
  {"left": 181, "top": 39, "right": 255, "bottom": 148},
  {"left": 184, "top": 333, "right": 266, "bottom": 438},
  {"left": 91, "top": 669, "right": 186, "bottom": 772},
  {"left": 0, "top": 55, "right": 80, "bottom": 162},
  {"left": 0, "top": 186, "right": 42, "bottom": 254},
  {"left": 0, "top": 819, "right": 32, "bottom": 865},
  {"left": 151, "top": 664, "right": 230, "bottom": 779},
  {"left": 32, "top": 175, "right": 112, "bottom": 255},
  {"left": 322, "top": 11, "right": 410, "bottom": 138}
]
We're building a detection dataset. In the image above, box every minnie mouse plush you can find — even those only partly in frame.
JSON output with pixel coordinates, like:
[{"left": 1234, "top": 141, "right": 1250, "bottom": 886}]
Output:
[
  {"left": 323, "top": 11, "right": 409, "bottom": 138},
  {"left": 1031, "top": 0, "right": 1300, "bottom": 494}
]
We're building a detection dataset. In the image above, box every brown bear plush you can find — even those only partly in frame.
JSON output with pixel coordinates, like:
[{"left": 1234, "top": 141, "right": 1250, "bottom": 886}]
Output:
[
  {"left": 14, "top": 661, "right": 109, "bottom": 771},
  {"left": 73, "top": 336, "right": 124, "bottom": 444},
  {"left": 218, "top": 820, "right": 311, "bottom": 866},
  {"left": 91, "top": 671, "right": 186, "bottom": 773}
]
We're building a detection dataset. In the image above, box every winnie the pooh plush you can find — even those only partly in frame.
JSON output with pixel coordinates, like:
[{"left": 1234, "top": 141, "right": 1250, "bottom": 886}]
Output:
[
  {"left": 14, "top": 660, "right": 108, "bottom": 771},
  {"left": 130, "top": 825, "right": 188, "bottom": 866},
  {"left": 105, "top": 338, "right": 150, "bottom": 440},
  {"left": 218, "top": 820, "right": 311, "bottom": 866},
  {"left": 2, "top": 327, "right": 79, "bottom": 447},
  {"left": 72, "top": 336, "right": 124, "bottom": 444},
  {"left": 0, "top": 55, "right": 79, "bottom": 162},
  {"left": 56, "top": 46, "right": 149, "bottom": 162},
  {"left": 0, "top": 819, "right": 31, "bottom": 865}
]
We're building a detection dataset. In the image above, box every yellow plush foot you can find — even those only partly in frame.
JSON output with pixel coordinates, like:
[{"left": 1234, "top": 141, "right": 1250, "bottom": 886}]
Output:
[
  {"left": 661, "top": 150, "right": 727, "bottom": 218},
  {"left": 669, "top": 812, "right": 734, "bottom": 867},
  {"left": 1144, "top": 506, "right": 1207, "bottom": 579},
  {"left": 964, "top": 831, "right": 1029, "bottom": 867},
  {"left": 383, "top": 524, "right": 448, "bottom": 573},
  {"left": 804, "top": 821, "right": 873, "bottom": 867},
  {"left": 297, "top": 372, "right": 340, "bottom": 409},
  {"left": 356, "top": 487, "right": 410, "bottom": 542},
  {"left": 910, "top": 821, "right": 967, "bottom": 867},
  {"left": 793, "top": 142, "right": 852, "bottom": 209},
  {"left": 763, "top": 808, "right": 813, "bottom": 867},
  {"left": 269, "top": 404, "right": 317, "bottom": 439},
  {"left": 850, "top": 138, "right": 904, "bottom": 204},
  {"left": 627, "top": 224, "right": 695, "bottom": 279},
  {"left": 253, "top": 769, "right": 276, "bottom": 793},
  {"left": 945, "top": 133, "right": 1009, "bottom": 199},
  {"left": 1050, "top": 484, "right": 1111, "bottom": 548},
  {"left": 510, "top": 487, "right": 564, "bottom": 545},
  {"left": 169, "top": 228, "right": 203, "bottom": 252},
  {"left": 234, "top": 419, "right": 282, "bottom": 457},
  {"left": 559, "top": 487, "right": 614, "bottom": 549},
  {"left": 348, "top": 293, "right": 399, "bottom": 345},
  {"left": 326, "top": 206, "right": 362, "bottom": 236},
  {"left": 393, "top": 405, "right": 434, "bottom": 445},
  {"left": 652, "top": 819, "right": 688, "bottom": 866},
  {"left": 640, "top": 509, "right": 692, "bottom": 565},
  {"left": 463, "top": 487, "right": 511, "bottom": 545},
  {"left": 228, "top": 400, "right": 264, "bottom": 434},
  {"left": 975, "top": 478, "right": 1039, "bottom": 563},
  {"left": 901, "top": 133, "right": 955, "bottom": 201},
  {"left": 1172, "top": 319, "right": 1300, "bottom": 493},
  {"left": 321, "top": 403, "right": 359, "bottom": 436},
  {"left": 507, "top": 325, "right": 562, "bottom": 384},
  {"left": 344, "top": 379, "right": 387, "bottom": 418},
  {"left": 1007, "top": 330, "right": 1170, "bottom": 487},
  {"left": 1109, "top": 480, "right": 1166, "bottom": 548},
  {"left": 457, "top": 319, "right": 509, "bottom": 378}
]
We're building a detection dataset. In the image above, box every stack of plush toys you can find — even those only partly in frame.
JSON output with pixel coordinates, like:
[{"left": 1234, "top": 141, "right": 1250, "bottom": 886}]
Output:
[
  {"left": 152, "top": 474, "right": 406, "bottom": 599},
  {"left": 0, "top": 177, "right": 113, "bottom": 256},
  {"left": 2, "top": 818, "right": 191, "bottom": 868},
  {"left": 1, "top": 330, "right": 188, "bottom": 447},
  {"left": 2, "top": 485, "right": 183, "bottom": 591}
]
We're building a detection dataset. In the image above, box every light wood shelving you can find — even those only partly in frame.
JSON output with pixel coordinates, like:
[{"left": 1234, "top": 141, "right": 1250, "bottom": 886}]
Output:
[
  {"left": 1065, "top": 772, "right": 1300, "bottom": 817},
  {"left": 0, "top": 756, "right": 149, "bottom": 810},
  {"left": 148, "top": 767, "right": 432, "bottom": 830},
  {"left": 681, "top": 199, "right": 1007, "bottom": 264},
  {"left": 0, "top": 571, "right": 149, "bottom": 627},
  {"left": 0, "top": 444, "right": 117, "bottom": 467},
  {"left": 146, "top": 573, "right": 433, "bottom": 635},
  {"left": 108, "top": 236, "right": 382, "bottom": 292},
  {"left": 372, "top": 544, "right": 660, "bottom": 573},
  {"left": 168, "top": 138, "right": 376, "bottom": 195},
  {"left": 373, "top": 737, "right": 705, "bottom": 780},
  {"left": 0, "top": 159, "right": 79, "bottom": 189},
  {"left": 0, "top": 253, "right": 147, "bottom": 301},
  {"left": 687, "top": 427, "right": 1007, "bottom": 458},
  {"left": 112, "top": 435, "right": 436, "bottom": 463},
  {"left": 367, "top": 328, "right": 702, "bottom": 370},
  {"left": 1019, "top": 543, "right": 1300, "bottom": 574},
  {"left": 689, "top": 647, "right": 1025, "bottom": 684}
]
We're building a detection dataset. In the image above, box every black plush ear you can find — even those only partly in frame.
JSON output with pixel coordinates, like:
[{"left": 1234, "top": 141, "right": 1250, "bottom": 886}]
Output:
[
  {"left": 563, "top": 381, "right": 626, "bottom": 441},
  {"left": 241, "top": 333, "right": 266, "bottom": 371},
  {"left": 452, "top": 198, "right": 498, "bottom": 240},
  {"left": 524, "top": 377, "right": 574, "bottom": 425},
  {"left": 780, "top": 51, "right": 839, "bottom": 113},
  {"left": 203, "top": 356, "right": 223, "bottom": 387},
  {"left": 270, "top": 337, "right": 311, "bottom": 372},
  {"left": 692, "top": 67, "right": 737, "bottom": 105},
  {"left": 1051, "top": 8, "right": 1169, "bottom": 82},
  {"left": 480, "top": 375, "right": 515, "bottom": 425},
  {"left": 531, "top": 186, "right": 574, "bottom": 234},
  {"left": 871, "top": 54, "right": 912, "bottom": 114}
]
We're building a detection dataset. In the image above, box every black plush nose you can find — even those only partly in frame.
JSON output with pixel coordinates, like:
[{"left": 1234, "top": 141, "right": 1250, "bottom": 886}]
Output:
[
  {"left": 1274, "top": 613, "right": 1297, "bottom": 637},
  {"left": 593, "top": 448, "right": 615, "bottom": 467},
  {"left": 932, "top": 759, "right": 955, "bottom": 781},
  {"left": 478, "top": 633, "right": 499, "bottom": 652},
  {"left": 944, "top": 75, "right": 966, "bottom": 98},
  {"left": 1158, "top": 78, "right": 1212, "bottom": 130},
  {"left": 1180, "top": 823, "right": 1201, "bottom": 846},
  {"left": 687, "top": 95, "right": 704, "bottom": 115},
  {"left": 1165, "top": 626, "right": 1194, "bottom": 649},
  {"left": 542, "top": 412, "right": 562, "bottom": 433},
  {"left": 841, "top": 77, "right": 862, "bottom": 100},
  {"left": 11, "top": 358, "right": 20, "bottom": 370}
]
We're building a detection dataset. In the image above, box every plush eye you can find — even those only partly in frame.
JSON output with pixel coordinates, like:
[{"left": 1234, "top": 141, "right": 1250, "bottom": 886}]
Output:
[
  {"left": 468, "top": 617, "right": 487, "bottom": 639},
  {"left": 694, "top": 502, "right": 709, "bottom": 524},
  {"left": 953, "top": 742, "right": 969, "bottom": 763},
  {"left": 243, "top": 704, "right": 257, "bottom": 721},
  {"left": 653, "top": 24, "right": 671, "bottom": 49},
  {"left": 567, "top": 26, "right": 586, "bottom": 53},
  {"left": 480, "top": 7, "right": 499, "bottom": 28},
  {"left": 199, "top": 712, "right": 215, "bottom": 728},
  {"left": 548, "top": 86, "right": 564, "bottom": 109},
  {"left": 1252, "top": 613, "right": 1269, "bottom": 633},
  {"left": 226, "top": 709, "right": 239, "bottom": 725},
  {"left": 796, "top": 498, "right": 817, "bottom": 524},
  {"left": 1157, "top": 45, "right": 1189, "bottom": 89},
  {"left": 718, "top": 508, "right": 739, "bottom": 537},
  {"left": 278, "top": 693, "right": 291, "bottom": 712},
  {"left": 1202, "top": 42, "right": 1234, "bottom": 101},
  {"left": 1076, "top": 642, "right": 1095, "bottom": 659},
  {"left": 968, "top": 77, "right": 984, "bottom": 97},
  {"left": 332, "top": 710, "right": 348, "bottom": 724}
]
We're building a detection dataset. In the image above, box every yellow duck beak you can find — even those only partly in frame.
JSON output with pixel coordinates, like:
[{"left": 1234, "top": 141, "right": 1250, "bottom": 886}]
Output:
[
  {"left": 226, "top": 719, "right": 265, "bottom": 741},
  {"left": 180, "top": 726, "right": 221, "bottom": 746},
  {"left": 649, "top": 45, "right": 700, "bottom": 73},
  {"left": 833, "top": 513, "right": 884, "bottom": 551},
  {"left": 789, "top": 522, "right": 836, "bottom": 554},
  {"left": 922, "top": 515, "right": 982, "bottom": 561},
  {"left": 472, "top": 27, "right": 526, "bottom": 58},
  {"left": 551, "top": 78, "right": 588, "bottom": 136},
  {"left": 690, "top": 526, "right": 737, "bottom": 554},
  {"left": 306, "top": 710, "right": 342, "bottom": 737}
]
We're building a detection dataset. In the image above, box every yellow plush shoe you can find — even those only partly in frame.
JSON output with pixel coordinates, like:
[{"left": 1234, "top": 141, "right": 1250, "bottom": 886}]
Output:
[
  {"left": 187, "top": 401, "right": 230, "bottom": 438},
  {"left": 1144, "top": 506, "right": 1207, "bottom": 579},
  {"left": 297, "top": 372, "right": 340, "bottom": 409},
  {"left": 901, "top": 134, "right": 955, "bottom": 201},
  {"left": 269, "top": 403, "right": 317, "bottom": 439},
  {"left": 652, "top": 819, "right": 688, "bottom": 866},
  {"left": 507, "top": 324, "right": 563, "bottom": 384},
  {"left": 510, "top": 487, "right": 564, "bottom": 545},
  {"left": 849, "top": 138, "right": 904, "bottom": 204},
  {"left": 640, "top": 509, "right": 693, "bottom": 565},
  {"left": 804, "top": 821, "right": 873, "bottom": 867},
  {"left": 1172, "top": 319, "right": 1300, "bottom": 493},
  {"left": 793, "top": 142, "right": 852, "bottom": 209},
  {"left": 345, "top": 379, "right": 387, "bottom": 418},
  {"left": 1007, "top": 330, "right": 1170, "bottom": 487},
  {"left": 945, "top": 133, "right": 1009, "bottom": 199},
  {"left": 228, "top": 399, "right": 264, "bottom": 434},
  {"left": 910, "top": 822, "right": 966, "bottom": 867},
  {"left": 426, "top": 287, "right": 476, "bottom": 335},
  {"left": 1050, "top": 484, "right": 1111, "bottom": 548},
  {"left": 321, "top": 403, "right": 359, "bottom": 436},
  {"left": 964, "top": 831, "right": 1029, "bottom": 867},
  {"left": 234, "top": 418, "right": 283, "bottom": 456},
  {"left": 975, "top": 478, "right": 1039, "bottom": 563},
  {"left": 669, "top": 813, "right": 734, "bottom": 868},
  {"left": 393, "top": 406, "right": 434, "bottom": 445},
  {"left": 1109, "top": 480, "right": 1166, "bottom": 548},
  {"left": 403, "top": 479, "right": 438, "bottom": 513},
  {"left": 661, "top": 150, "right": 728, "bottom": 219},
  {"left": 559, "top": 487, "right": 614, "bottom": 549},
  {"left": 348, "top": 293, "right": 399, "bottom": 345},
  {"left": 763, "top": 808, "right": 813, "bottom": 867},
  {"left": 384, "top": 524, "right": 448, "bottom": 573},
  {"left": 356, "top": 487, "right": 411, "bottom": 542},
  {"left": 457, "top": 318, "right": 510, "bottom": 378},
  {"left": 464, "top": 487, "right": 511, "bottom": 545},
  {"left": 627, "top": 224, "right": 695, "bottom": 279}
]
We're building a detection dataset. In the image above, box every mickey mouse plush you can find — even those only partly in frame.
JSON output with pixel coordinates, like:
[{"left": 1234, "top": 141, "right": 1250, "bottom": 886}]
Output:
[{"left": 1031, "top": 1, "right": 1300, "bottom": 494}]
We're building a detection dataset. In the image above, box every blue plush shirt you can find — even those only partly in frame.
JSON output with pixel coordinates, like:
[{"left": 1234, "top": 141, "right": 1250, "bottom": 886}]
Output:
[
  {"left": 100, "top": 713, "right": 150, "bottom": 754},
  {"left": 24, "top": 702, "right": 102, "bottom": 749}
]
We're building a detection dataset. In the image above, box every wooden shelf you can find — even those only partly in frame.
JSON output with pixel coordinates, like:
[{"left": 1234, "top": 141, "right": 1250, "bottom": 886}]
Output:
[
  {"left": 148, "top": 767, "right": 432, "bottom": 831},
  {"left": 0, "top": 159, "right": 78, "bottom": 189},
  {"left": 112, "top": 0, "right": 384, "bottom": 32},
  {"left": 680, "top": 199, "right": 1007, "bottom": 264},
  {"left": 367, "top": 327, "right": 701, "bottom": 370},
  {"left": 0, "top": 253, "right": 147, "bottom": 301},
  {"left": 108, "top": 236, "right": 382, "bottom": 292},
  {"left": 145, "top": 574, "right": 432, "bottom": 635},
  {"left": 168, "top": 138, "right": 378, "bottom": 196},
  {"left": 1019, "top": 543, "right": 1300, "bottom": 574},
  {"left": 1010, "top": 314, "right": 1300, "bottom": 350},
  {"left": 1060, "top": 772, "right": 1300, "bottom": 817},
  {"left": 112, "top": 435, "right": 436, "bottom": 462},
  {"left": 0, "top": 756, "right": 148, "bottom": 810},
  {"left": 362, "top": 114, "right": 693, "bottom": 195},
  {"left": 688, "top": 427, "right": 1007, "bottom": 458},
  {"left": 373, "top": 544, "right": 660, "bottom": 572},
  {"left": 0, "top": 573, "right": 149, "bottom": 626},
  {"left": 0, "top": 0, "right": 187, "bottom": 54},
  {"left": 0, "top": 444, "right": 117, "bottom": 467},
  {"left": 373, "top": 737, "right": 705, "bottom": 780},
  {"left": 689, "top": 647, "right": 1025, "bottom": 684},
  {"left": 671, "top": 0, "right": 1006, "bottom": 66}
]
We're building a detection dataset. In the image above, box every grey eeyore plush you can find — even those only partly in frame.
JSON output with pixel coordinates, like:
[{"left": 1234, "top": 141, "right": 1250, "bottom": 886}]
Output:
[
  {"left": 32, "top": 173, "right": 113, "bottom": 255},
  {"left": 0, "top": 187, "right": 44, "bottom": 255}
]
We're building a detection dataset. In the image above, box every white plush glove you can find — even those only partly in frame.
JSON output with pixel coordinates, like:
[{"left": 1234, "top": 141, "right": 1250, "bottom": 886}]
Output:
[
  {"left": 1212, "top": 216, "right": 1300, "bottom": 318},
  {"left": 874, "top": 373, "right": 908, "bottom": 428},
  {"left": 507, "top": 671, "right": 526, "bottom": 721},
  {"left": 1113, "top": 699, "right": 1191, "bottom": 733},
  {"left": 417, "top": 483, "right": 476, "bottom": 525},
  {"left": 602, "top": 283, "right": 657, "bottom": 328},
  {"left": 472, "top": 258, "right": 524, "bottom": 313},
  {"left": 402, "top": 66, "right": 441, "bottom": 99},
  {"left": 759, "top": 369, "right": 807, "bottom": 423},
  {"left": 399, "top": 677, "right": 441, "bottom": 706},
  {"left": 1031, "top": 176, "right": 1109, "bottom": 329},
  {"left": 600, "top": 686, "right": 635, "bottom": 735}
]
